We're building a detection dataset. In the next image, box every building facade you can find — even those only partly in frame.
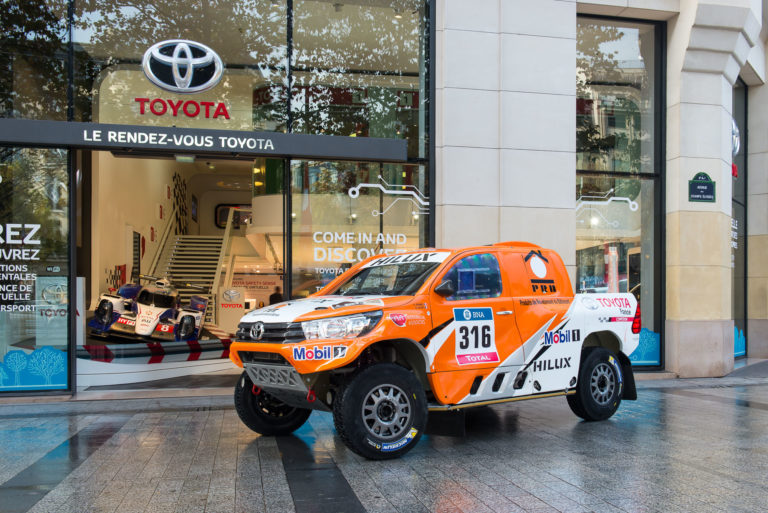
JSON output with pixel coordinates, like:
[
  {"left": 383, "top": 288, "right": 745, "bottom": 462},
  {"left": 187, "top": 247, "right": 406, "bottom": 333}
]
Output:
[{"left": 0, "top": 0, "right": 765, "bottom": 394}]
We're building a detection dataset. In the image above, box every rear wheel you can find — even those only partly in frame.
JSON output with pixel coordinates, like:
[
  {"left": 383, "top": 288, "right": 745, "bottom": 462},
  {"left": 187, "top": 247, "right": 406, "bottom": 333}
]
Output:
[
  {"left": 234, "top": 372, "right": 311, "bottom": 435},
  {"left": 333, "top": 363, "right": 427, "bottom": 460},
  {"left": 567, "top": 347, "right": 624, "bottom": 421}
]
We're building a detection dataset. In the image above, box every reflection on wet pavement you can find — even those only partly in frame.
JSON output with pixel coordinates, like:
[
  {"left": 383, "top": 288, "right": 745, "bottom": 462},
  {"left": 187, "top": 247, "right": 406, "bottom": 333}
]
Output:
[{"left": 0, "top": 383, "right": 766, "bottom": 512}]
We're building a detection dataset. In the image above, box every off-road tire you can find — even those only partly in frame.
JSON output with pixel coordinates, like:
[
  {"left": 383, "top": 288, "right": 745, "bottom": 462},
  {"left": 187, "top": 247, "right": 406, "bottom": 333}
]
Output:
[
  {"left": 333, "top": 363, "right": 427, "bottom": 460},
  {"left": 234, "top": 371, "right": 311, "bottom": 435},
  {"left": 567, "top": 347, "right": 624, "bottom": 421}
]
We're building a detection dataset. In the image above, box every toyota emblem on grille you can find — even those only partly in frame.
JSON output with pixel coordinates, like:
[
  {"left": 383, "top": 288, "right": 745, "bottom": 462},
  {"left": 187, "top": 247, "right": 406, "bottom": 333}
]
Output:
[
  {"left": 142, "top": 39, "right": 224, "bottom": 94},
  {"left": 250, "top": 322, "right": 265, "bottom": 340}
]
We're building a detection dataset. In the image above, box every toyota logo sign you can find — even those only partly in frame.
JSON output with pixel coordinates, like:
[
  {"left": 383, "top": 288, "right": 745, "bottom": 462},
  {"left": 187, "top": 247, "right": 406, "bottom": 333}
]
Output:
[
  {"left": 142, "top": 40, "right": 224, "bottom": 94},
  {"left": 222, "top": 289, "right": 241, "bottom": 302}
]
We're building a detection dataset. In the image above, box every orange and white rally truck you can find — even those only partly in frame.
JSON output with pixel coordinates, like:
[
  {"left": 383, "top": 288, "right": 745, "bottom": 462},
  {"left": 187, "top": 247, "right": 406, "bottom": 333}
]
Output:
[{"left": 229, "top": 242, "right": 640, "bottom": 459}]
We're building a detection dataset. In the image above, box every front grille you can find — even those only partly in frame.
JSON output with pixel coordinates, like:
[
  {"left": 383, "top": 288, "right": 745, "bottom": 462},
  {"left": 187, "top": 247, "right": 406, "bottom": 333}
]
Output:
[
  {"left": 239, "top": 351, "right": 290, "bottom": 365},
  {"left": 236, "top": 322, "right": 304, "bottom": 343},
  {"left": 244, "top": 363, "right": 306, "bottom": 393}
]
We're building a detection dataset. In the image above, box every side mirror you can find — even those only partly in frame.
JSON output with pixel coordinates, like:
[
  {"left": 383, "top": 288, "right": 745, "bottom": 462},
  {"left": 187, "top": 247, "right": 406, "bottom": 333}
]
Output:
[{"left": 434, "top": 280, "right": 455, "bottom": 297}]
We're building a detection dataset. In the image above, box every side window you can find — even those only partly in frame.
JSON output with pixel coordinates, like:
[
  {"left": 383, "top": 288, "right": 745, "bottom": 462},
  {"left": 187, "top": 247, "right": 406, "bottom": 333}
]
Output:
[{"left": 441, "top": 253, "right": 502, "bottom": 301}]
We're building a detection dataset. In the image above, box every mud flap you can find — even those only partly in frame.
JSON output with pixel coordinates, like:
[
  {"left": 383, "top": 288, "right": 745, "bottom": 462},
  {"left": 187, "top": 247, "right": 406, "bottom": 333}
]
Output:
[{"left": 618, "top": 352, "right": 637, "bottom": 400}]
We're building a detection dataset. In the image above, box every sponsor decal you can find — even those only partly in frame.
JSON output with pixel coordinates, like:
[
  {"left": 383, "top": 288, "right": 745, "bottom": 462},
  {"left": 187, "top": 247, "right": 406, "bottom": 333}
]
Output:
[
  {"left": 609, "top": 355, "right": 623, "bottom": 383},
  {"left": 381, "top": 427, "right": 418, "bottom": 452},
  {"left": 524, "top": 250, "right": 549, "bottom": 278},
  {"left": 155, "top": 324, "right": 173, "bottom": 333},
  {"left": 389, "top": 313, "right": 407, "bottom": 327},
  {"left": 221, "top": 303, "right": 244, "bottom": 309},
  {"left": 532, "top": 357, "right": 571, "bottom": 372},
  {"left": 598, "top": 316, "right": 633, "bottom": 323},
  {"left": 142, "top": 39, "right": 224, "bottom": 93},
  {"left": 453, "top": 307, "right": 499, "bottom": 365},
  {"left": 596, "top": 297, "right": 632, "bottom": 309},
  {"left": 519, "top": 298, "right": 571, "bottom": 306},
  {"left": 389, "top": 313, "right": 425, "bottom": 327},
  {"left": 117, "top": 318, "right": 136, "bottom": 326},
  {"left": 292, "top": 345, "right": 348, "bottom": 361},
  {"left": 531, "top": 279, "right": 557, "bottom": 294},
  {"left": 363, "top": 252, "right": 449, "bottom": 268},
  {"left": 543, "top": 329, "right": 581, "bottom": 345},
  {"left": 581, "top": 296, "right": 599, "bottom": 310}
]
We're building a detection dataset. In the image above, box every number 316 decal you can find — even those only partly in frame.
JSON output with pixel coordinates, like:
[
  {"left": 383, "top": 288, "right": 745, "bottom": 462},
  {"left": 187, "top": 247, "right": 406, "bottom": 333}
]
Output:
[{"left": 453, "top": 308, "right": 499, "bottom": 365}]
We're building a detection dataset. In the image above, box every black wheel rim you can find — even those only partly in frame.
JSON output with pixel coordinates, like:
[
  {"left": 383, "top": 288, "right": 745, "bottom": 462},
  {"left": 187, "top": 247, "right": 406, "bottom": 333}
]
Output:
[
  {"left": 590, "top": 362, "right": 616, "bottom": 406},
  {"left": 361, "top": 384, "right": 411, "bottom": 440},
  {"left": 252, "top": 390, "right": 297, "bottom": 418}
]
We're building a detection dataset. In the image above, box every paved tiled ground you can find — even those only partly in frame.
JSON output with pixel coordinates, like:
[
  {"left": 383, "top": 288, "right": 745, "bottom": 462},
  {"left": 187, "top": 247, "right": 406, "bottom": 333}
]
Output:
[{"left": 1, "top": 378, "right": 767, "bottom": 513}]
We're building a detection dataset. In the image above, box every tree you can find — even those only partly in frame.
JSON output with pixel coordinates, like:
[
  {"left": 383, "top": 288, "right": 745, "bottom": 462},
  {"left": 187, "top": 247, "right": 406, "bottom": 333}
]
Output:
[
  {"left": 28, "top": 347, "right": 66, "bottom": 386},
  {"left": 0, "top": 0, "right": 69, "bottom": 119},
  {"left": 0, "top": 365, "right": 8, "bottom": 387},
  {"left": 4, "top": 350, "right": 28, "bottom": 386}
]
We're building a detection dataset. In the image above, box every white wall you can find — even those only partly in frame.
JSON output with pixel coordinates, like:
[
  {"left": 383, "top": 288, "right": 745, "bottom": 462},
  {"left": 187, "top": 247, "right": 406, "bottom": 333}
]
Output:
[{"left": 90, "top": 154, "right": 181, "bottom": 306}]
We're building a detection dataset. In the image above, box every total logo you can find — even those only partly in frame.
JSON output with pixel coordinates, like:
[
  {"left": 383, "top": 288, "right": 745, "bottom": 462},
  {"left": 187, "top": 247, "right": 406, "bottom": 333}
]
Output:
[
  {"left": 543, "top": 329, "right": 580, "bottom": 345},
  {"left": 293, "top": 345, "right": 347, "bottom": 361}
]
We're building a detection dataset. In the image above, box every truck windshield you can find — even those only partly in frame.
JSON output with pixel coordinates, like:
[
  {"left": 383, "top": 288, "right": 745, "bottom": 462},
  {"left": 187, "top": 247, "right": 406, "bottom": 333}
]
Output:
[{"left": 331, "top": 262, "right": 442, "bottom": 296}]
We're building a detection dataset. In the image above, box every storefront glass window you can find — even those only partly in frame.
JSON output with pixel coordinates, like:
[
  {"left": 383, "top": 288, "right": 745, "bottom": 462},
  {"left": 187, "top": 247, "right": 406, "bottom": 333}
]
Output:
[
  {"left": 73, "top": 0, "right": 288, "bottom": 130},
  {"left": 291, "top": 160, "right": 427, "bottom": 298},
  {"left": 732, "top": 80, "right": 747, "bottom": 357},
  {"left": 577, "top": 17, "right": 660, "bottom": 366},
  {"left": 292, "top": 0, "right": 428, "bottom": 159},
  {"left": 0, "top": 147, "right": 70, "bottom": 392},
  {"left": 577, "top": 19, "right": 655, "bottom": 174},
  {"left": 0, "top": 1, "right": 69, "bottom": 121}
]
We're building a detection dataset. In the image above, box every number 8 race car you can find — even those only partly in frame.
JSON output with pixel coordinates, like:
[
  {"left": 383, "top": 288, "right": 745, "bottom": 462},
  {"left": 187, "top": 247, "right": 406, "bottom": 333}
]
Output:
[{"left": 88, "top": 276, "right": 208, "bottom": 342}]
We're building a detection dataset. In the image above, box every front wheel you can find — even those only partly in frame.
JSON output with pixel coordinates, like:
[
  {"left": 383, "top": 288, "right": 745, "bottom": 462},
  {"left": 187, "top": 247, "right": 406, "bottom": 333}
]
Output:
[
  {"left": 567, "top": 347, "right": 624, "bottom": 421},
  {"left": 234, "top": 372, "right": 311, "bottom": 435},
  {"left": 333, "top": 363, "right": 427, "bottom": 460}
]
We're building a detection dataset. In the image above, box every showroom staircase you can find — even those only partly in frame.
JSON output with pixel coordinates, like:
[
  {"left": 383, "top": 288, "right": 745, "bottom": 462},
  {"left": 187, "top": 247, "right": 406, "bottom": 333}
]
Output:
[{"left": 152, "top": 235, "right": 224, "bottom": 324}]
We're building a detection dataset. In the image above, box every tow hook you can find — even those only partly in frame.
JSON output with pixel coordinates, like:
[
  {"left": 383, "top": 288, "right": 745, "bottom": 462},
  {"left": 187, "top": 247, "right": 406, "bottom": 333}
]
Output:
[
  {"left": 252, "top": 385, "right": 261, "bottom": 395},
  {"left": 306, "top": 389, "right": 317, "bottom": 403}
]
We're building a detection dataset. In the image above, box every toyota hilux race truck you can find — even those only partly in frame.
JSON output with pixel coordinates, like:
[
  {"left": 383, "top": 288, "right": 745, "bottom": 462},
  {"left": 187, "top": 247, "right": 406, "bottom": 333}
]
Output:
[{"left": 229, "top": 242, "right": 639, "bottom": 459}]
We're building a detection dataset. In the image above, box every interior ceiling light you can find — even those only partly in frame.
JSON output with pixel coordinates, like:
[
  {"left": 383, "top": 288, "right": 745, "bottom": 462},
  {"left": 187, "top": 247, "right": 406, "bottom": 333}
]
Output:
[
  {"left": 393, "top": 7, "right": 402, "bottom": 18},
  {"left": 253, "top": 181, "right": 264, "bottom": 187},
  {"left": 175, "top": 154, "right": 195, "bottom": 163}
]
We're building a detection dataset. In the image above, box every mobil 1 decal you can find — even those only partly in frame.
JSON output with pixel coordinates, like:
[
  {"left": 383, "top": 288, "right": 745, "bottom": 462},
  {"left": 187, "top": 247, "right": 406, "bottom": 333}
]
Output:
[{"left": 453, "top": 307, "right": 499, "bottom": 365}]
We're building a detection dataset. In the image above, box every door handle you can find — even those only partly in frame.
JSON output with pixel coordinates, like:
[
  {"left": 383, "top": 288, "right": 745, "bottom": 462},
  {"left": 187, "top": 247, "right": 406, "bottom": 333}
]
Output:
[{"left": 496, "top": 311, "right": 513, "bottom": 315}]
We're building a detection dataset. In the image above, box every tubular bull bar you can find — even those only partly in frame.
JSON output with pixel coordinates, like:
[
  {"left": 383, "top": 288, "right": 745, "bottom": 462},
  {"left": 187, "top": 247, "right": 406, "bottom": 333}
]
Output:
[{"left": 243, "top": 362, "right": 330, "bottom": 412}]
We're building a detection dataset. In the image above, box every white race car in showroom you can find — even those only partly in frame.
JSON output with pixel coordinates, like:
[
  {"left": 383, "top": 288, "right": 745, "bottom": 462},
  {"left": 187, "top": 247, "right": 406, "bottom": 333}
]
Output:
[{"left": 88, "top": 276, "right": 207, "bottom": 342}]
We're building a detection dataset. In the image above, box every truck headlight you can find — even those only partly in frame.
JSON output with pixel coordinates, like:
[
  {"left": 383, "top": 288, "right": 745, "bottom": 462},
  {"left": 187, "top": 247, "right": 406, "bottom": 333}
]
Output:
[{"left": 302, "top": 310, "right": 382, "bottom": 340}]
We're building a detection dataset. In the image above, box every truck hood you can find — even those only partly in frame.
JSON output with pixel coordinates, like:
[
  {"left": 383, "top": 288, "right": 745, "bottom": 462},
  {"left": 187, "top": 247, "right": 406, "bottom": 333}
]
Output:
[{"left": 240, "top": 295, "right": 415, "bottom": 323}]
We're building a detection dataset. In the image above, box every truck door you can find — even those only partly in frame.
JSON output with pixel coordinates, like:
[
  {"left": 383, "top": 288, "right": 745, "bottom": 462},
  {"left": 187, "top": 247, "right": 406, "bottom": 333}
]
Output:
[{"left": 426, "top": 251, "right": 523, "bottom": 405}]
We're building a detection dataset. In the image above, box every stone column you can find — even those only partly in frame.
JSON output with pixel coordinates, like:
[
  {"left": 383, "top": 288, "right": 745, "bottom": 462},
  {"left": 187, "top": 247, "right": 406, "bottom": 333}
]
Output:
[
  {"left": 435, "top": 0, "right": 577, "bottom": 280},
  {"left": 665, "top": 2, "right": 759, "bottom": 377}
]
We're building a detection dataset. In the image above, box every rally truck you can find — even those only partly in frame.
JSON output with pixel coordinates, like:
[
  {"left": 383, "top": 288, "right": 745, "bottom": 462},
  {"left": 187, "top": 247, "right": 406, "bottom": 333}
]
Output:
[{"left": 229, "top": 242, "right": 639, "bottom": 459}]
